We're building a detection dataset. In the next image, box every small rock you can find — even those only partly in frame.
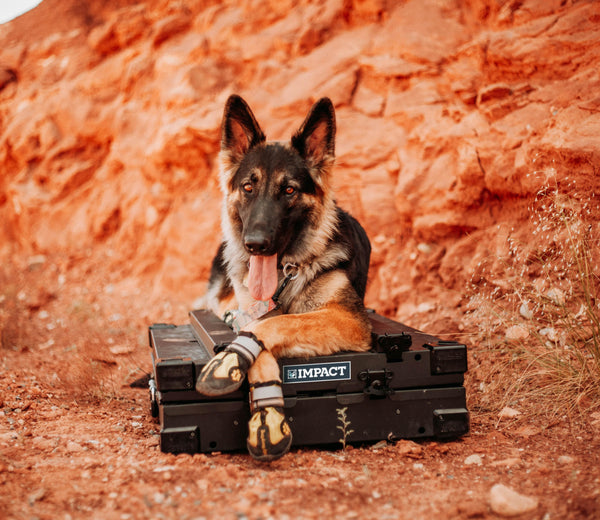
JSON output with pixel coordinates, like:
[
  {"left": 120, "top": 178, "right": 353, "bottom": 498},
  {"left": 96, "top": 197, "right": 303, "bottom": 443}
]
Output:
[
  {"left": 153, "top": 465, "right": 176, "bottom": 473},
  {"left": 498, "top": 406, "right": 521, "bottom": 419},
  {"left": 546, "top": 288, "right": 565, "bottom": 305},
  {"left": 109, "top": 344, "right": 135, "bottom": 355},
  {"left": 28, "top": 488, "right": 46, "bottom": 506},
  {"left": 489, "top": 484, "right": 538, "bottom": 517},
  {"left": 519, "top": 302, "right": 533, "bottom": 319},
  {"left": 505, "top": 325, "right": 529, "bottom": 341},
  {"left": 557, "top": 455, "right": 575, "bottom": 465},
  {"left": 464, "top": 454, "right": 483, "bottom": 466},
  {"left": 27, "top": 254, "right": 47, "bottom": 269},
  {"left": 491, "top": 457, "right": 521, "bottom": 468},
  {"left": 416, "top": 242, "right": 433, "bottom": 254},
  {"left": 66, "top": 441, "right": 83, "bottom": 453},
  {"left": 539, "top": 327, "right": 559, "bottom": 342},
  {"left": 394, "top": 439, "right": 423, "bottom": 458},
  {"left": 514, "top": 425, "right": 541, "bottom": 437},
  {"left": 32, "top": 436, "right": 56, "bottom": 450}
]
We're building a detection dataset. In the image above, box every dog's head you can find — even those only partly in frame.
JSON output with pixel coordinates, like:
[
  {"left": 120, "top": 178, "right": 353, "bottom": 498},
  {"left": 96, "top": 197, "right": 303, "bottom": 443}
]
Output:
[{"left": 218, "top": 95, "right": 337, "bottom": 300}]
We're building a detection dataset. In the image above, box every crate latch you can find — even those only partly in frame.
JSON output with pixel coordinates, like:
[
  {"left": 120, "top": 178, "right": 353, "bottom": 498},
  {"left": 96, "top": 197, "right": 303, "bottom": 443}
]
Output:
[{"left": 358, "top": 369, "right": 394, "bottom": 397}]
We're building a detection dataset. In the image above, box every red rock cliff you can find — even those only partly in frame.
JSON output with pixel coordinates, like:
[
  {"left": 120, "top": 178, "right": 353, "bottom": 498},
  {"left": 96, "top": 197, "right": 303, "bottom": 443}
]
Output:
[{"left": 1, "top": 0, "right": 599, "bottom": 322}]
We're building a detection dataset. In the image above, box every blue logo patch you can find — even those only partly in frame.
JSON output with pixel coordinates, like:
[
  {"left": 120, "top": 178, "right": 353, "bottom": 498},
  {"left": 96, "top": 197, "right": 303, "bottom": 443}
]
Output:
[{"left": 282, "top": 361, "right": 351, "bottom": 384}]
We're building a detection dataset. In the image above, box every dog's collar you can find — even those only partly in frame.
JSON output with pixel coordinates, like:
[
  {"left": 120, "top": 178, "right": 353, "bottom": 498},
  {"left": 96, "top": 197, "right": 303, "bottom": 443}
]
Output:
[
  {"left": 282, "top": 262, "right": 300, "bottom": 279},
  {"left": 272, "top": 263, "right": 300, "bottom": 303}
]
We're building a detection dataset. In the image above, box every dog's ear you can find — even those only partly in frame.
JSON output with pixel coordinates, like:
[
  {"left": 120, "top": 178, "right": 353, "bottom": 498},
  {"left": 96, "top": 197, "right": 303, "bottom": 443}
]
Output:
[
  {"left": 221, "top": 95, "right": 266, "bottom": 163},
  {"left": 291, "top": 98, "right": 336, "bottom": 184}
]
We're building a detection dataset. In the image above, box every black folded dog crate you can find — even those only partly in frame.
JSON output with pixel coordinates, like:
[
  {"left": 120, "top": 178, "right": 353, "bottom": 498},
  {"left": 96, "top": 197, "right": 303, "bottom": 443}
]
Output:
[{"left": 148, "top": 309, "right": 469, "bottom": 454}]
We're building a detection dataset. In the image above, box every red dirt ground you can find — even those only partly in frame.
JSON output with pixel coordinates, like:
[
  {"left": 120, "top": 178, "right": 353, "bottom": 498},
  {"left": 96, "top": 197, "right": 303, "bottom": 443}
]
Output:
[
  {"left": 1, "top": 255, "right": 599, "bottom": 520},
  {"left": 1, "top": 1, "right": 600, "bottom": 518}
]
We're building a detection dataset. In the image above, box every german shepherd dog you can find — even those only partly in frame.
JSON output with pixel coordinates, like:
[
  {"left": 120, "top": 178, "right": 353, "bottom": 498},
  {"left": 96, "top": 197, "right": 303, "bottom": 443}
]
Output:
[{"left": 196, "top": 95, "right": 372, "bottom": 461}]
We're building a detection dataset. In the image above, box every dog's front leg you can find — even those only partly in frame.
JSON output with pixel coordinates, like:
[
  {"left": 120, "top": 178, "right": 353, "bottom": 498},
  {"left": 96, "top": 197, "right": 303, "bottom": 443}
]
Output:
[
  {"left": 240, "top": 350, "right": 291, "bottom": 462},
  {"left": 243, "top": 302, "right": 372, "bottom": 423},
  {"left": 246, "top": 303, "right": 372, "bottom": 358},
  {"left": 195, "top": 304, "right": 371, "bottom": 461},
  {"left": 195, "top": 334, "right": 291, "bottom": 462},
  {"left": 240, "top": 304, "right": 371, "bottom": 461},
  {"left": 196, "top": 303, "right": 370, "bottom": 395}
]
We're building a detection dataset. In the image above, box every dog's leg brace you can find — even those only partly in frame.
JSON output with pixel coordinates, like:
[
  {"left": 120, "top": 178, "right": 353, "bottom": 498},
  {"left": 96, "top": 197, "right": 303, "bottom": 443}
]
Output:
[
  {"left": 247, "top": 381, "right": 292, "bottom": 462},
  {"left": 195, "top": 332, "right": 264, "bottom": 396}
]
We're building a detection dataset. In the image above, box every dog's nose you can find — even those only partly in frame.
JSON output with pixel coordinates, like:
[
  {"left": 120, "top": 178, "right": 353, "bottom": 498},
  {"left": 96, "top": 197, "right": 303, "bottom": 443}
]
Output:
[{"left": 244, "top": 234, "right": 271, "bottom": 255}]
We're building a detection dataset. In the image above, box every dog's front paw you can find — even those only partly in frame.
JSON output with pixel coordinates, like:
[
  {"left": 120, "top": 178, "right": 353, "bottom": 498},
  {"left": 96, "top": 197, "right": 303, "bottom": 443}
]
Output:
[
  {"left": 195, "top": 333, "right": 264, "bottom": 396},
  {"left": 195, "top": 350, "right": 249, "bottom": 396},
  {"left": 247, "top": 406, "right": 292, "bottom": 462}
]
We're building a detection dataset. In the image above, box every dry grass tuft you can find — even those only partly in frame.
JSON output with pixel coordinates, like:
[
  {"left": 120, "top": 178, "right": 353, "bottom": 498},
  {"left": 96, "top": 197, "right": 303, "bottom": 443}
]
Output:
[{"left": 468, "top": 180, "right": 600, "bottom": 421}]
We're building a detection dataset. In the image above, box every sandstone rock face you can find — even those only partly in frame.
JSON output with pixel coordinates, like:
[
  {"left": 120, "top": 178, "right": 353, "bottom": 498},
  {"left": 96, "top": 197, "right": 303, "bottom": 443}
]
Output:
[{"left": 1, "top": 0, "right": 599, "bottom": 317}]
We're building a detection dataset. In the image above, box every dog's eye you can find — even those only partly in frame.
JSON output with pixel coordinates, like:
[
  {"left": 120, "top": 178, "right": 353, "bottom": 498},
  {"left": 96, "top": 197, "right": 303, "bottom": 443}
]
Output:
[
  {"left": 242, "top": 183, "right": 253, "bottom": 193},
  {"left": 284, "top": 186, "right": 296, "bottom": 196}
]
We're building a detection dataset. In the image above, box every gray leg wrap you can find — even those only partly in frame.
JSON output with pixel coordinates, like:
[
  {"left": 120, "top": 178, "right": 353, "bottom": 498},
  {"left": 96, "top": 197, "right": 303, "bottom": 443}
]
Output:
[
  {"left": 226, "top": 333, "right": 264, "bottom": 364},
  {"left": 249, "top": 382, "right": 284, "bottom": 413}
]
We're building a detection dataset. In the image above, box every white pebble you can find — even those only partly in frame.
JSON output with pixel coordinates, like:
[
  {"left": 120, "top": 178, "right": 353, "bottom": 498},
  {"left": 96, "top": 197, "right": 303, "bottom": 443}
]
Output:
[
  {"left": 499, "top": 407, "right": 521, "bottom": 419},
  {"left": 557, "top": 455, "right": 575, "bottom": 465},
  {"left": 539, "top": 327, "right": 559, "bottom": 342},
  {"left": 505, "top": 325, "right": 529, "bottom": 340},
  {"left": 489, "top": 484, "right": 539, "bottom": 517},
  {"left": 519, "top": 302, "right": 533, "bottom": 319},
  {"left": 464, "top": 454, "right": 483, "bottom": 466},
  {"left": 546, "top": 288, "right": 565, "bottom": 305}
]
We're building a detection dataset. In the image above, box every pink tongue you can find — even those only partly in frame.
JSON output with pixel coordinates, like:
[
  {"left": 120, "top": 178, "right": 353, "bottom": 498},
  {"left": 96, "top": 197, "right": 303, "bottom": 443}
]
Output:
[{"left": 248, "top": 254, "right": 278, "bottom": 301}]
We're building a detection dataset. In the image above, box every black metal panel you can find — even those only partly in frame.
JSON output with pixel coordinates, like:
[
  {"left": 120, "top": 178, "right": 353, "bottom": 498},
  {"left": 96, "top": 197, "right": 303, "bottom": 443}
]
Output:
[
  {"left": 158, "top": 386, "right": 469, "bottom": 453},
  {"left": 149, "top": 310, "right": 468, "bottom": 397}
]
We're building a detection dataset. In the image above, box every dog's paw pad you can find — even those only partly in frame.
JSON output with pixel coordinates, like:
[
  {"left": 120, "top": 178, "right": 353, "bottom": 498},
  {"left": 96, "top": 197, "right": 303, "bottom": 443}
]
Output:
[
  {"left": 247, "top": 406, "right": 292, "bottom": 462},
  {"left": 195, "top": 351, "right": 249, "bottom": 396}
]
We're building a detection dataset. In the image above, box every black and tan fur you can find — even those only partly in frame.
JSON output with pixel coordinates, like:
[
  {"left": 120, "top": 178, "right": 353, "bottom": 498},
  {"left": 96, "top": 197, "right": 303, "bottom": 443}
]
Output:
[{"left": 199, "top": 94, "right": 372, "bottom": 458}]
